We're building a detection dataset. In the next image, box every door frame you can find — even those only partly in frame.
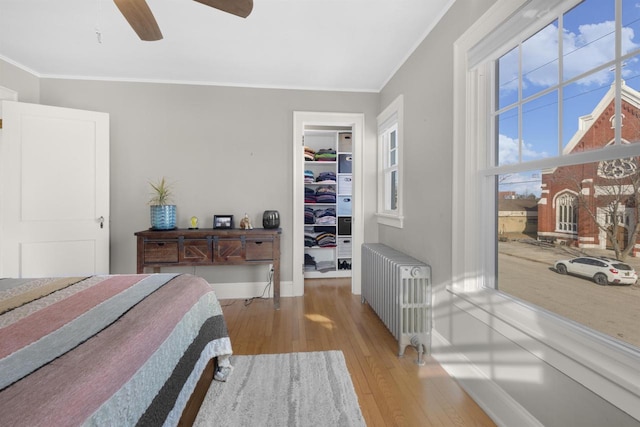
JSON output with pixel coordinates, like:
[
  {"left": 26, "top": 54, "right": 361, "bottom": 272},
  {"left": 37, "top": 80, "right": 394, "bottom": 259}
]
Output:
[{"left": 292, "top": 111, "right": 364, "bottom": 296}]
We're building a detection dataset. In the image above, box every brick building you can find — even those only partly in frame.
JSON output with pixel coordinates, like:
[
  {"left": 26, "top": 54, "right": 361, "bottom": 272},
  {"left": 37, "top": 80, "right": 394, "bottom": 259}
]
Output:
[{"left": 537, "top": 82, "right": 640, "bottom": 255}]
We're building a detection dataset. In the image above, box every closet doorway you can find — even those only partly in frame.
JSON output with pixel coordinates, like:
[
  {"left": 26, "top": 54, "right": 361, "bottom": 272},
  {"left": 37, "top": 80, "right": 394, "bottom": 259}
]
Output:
[{"left": 293, "top": 112, "right": 364, "bottom": 297}]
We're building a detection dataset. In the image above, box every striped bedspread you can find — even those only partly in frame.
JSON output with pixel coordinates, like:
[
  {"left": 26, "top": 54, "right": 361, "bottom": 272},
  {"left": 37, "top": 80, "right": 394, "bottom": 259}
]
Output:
[{"left": 0, "top": 273, "right": 233, "bottom": 426}]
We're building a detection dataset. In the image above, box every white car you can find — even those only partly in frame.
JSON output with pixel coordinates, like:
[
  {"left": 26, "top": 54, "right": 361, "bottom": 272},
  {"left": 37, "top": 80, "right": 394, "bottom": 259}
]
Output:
[{"left": 554, "top": 256, "right": 638, "bottom": 286}]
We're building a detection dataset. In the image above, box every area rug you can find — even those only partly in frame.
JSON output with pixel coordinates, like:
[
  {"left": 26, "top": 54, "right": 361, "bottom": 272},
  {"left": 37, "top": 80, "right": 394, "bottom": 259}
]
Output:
[{"left": 194, "top": 350, "right": 366, "bottom": 426}]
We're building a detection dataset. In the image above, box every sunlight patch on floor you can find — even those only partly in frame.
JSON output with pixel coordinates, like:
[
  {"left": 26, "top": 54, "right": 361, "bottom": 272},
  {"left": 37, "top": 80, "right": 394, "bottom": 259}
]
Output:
[{"left": 305, "top": 313, "right": 336, "bottom": 330}]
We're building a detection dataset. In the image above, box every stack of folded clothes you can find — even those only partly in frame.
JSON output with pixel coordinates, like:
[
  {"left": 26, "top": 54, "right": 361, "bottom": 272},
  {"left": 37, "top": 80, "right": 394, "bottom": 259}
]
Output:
[
  {"left": 315, "top": 186, "right": 336, "bottom": 203},
  {"left": 315, "top": 148, "right": 337, "bottom": 161},
  {"left": 315, "top": 260, "right": 335, "bottom": 272},
  {"left": 305, "top": 206, "right": 316, "bottom": 224},
  {"left": 315, "top": 231, "right": 336, "bottom": 247},
  {"left": 314, "top": 207, "right": 336, "bottom": 225},
  {"left": 315, "top": 171, "right": 336, "bottom": 183},
  {"left": 305, "top": 187, "right": 316, "bottom": 203},
  {"left": 304, "top": 253, "right": 317, "bottom": 271},
  {"left": 304, "top": 146, "right": 316, "bottom": 161},
  {"left": 305, "top": 207, "right": 336, "bottom": 225},
  {"left": 304, "top": 231, "right": 317, "bottom": 247},
  {"left": 303, "top": 228, "right": 336, "bottom": 248},
  {"left": 304, "top": 170, "right": 315, "bottom": 183},
  {"left": 304, "top": 251, "right": 333, "bottom": 273}
]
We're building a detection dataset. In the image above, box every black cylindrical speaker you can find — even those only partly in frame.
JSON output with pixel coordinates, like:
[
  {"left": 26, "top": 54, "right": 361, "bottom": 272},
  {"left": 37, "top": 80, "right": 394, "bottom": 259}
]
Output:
[{"left": 263, "top": 210, "right": 280, "bottom": 229}]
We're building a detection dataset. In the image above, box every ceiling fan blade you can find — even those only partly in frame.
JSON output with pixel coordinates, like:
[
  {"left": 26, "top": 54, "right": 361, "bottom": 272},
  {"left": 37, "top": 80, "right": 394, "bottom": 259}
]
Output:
[
  {"left": 113, "top": 0, "right": 163, "bottom": 41},
  {"left": 193, "top": 0, "right": 253, "bottom": 18}
]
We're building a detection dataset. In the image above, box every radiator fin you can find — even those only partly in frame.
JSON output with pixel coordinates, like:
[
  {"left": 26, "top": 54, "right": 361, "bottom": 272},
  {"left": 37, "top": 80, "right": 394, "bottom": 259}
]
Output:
[{"left": 362, "top": 243, "right": 432, "bottom": 362}]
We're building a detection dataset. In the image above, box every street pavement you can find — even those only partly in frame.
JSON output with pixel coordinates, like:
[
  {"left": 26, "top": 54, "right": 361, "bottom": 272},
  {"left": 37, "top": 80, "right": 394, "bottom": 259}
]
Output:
[
  {"left": 498, "top": 237, "right": 640, "bottom": 274},
  {"left": 498, "top": 237, "right": 640, "bottom": 348}
]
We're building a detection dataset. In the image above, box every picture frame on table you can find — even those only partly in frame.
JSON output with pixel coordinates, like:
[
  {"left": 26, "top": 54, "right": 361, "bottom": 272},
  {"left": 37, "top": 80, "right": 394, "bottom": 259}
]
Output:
[{"left": 213, "top": 215, "right": 234, "bottom": 229}]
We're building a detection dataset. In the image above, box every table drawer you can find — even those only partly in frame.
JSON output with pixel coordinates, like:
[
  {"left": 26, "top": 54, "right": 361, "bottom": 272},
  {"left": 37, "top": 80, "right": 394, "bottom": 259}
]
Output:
[
  {"left": 214, "top": 239, "right": 244, "bottom": 262},
  {"left": 144, "top": 241, "right": 179, "bottom": 263},
  {"left": 180, "top": 239, "right": 212, "bottom": 263},
  {"left": 246, "top": 239, "right": 273, "bottom": 261}
]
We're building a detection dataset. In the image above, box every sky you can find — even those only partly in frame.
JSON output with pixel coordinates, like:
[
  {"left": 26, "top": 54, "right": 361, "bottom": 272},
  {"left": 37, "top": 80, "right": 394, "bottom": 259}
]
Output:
[{"left": 496, "top": 0, "right": 640, "bottom": 197}]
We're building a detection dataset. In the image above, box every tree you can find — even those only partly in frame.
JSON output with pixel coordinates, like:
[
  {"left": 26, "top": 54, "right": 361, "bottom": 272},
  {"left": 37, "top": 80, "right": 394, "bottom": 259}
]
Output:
[{"left": 557, "top": 157, "right": 640, "bottom": 260}]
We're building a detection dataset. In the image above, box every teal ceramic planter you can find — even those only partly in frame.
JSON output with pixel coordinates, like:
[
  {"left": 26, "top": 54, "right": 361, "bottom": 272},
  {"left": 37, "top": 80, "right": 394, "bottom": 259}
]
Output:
[{"left": 150, "top": 205, "right": 177, "bottom": 230}]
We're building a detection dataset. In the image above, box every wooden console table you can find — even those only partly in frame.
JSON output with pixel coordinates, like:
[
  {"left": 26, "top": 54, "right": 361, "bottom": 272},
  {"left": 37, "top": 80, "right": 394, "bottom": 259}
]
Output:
[{"left": 135, "top": 228, "right": 281, "bottom": 309}]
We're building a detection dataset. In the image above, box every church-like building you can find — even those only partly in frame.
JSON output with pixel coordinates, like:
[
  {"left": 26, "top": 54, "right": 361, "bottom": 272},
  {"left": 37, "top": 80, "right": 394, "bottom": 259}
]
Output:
[{"left": 537, "top": 82, "right": 640, "bottom": 256}]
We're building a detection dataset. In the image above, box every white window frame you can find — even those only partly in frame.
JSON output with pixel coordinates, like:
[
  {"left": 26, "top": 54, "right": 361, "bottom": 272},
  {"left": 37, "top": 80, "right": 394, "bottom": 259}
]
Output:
[
  {"left": 377, "top": 95, "right": 404, "bottom": 228},
  {"left": 452, "top": 0, "right": 640, "bottom": 418}
]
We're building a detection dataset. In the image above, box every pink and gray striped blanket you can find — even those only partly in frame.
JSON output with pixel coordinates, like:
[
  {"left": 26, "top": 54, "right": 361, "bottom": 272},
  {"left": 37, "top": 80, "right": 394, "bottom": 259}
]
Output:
[{"left": 0, "top": 273, "right": 232, "bottom": 426}]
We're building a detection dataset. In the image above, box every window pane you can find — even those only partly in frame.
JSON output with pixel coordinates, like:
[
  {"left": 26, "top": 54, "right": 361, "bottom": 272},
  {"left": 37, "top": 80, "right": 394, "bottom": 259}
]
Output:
[
  {"left": 562, "top": 72, "right": 611, "bottom": 151},
  {"left": 563, "top": 0, "right": 615, "bottom": 82},
  {"left": 522, "top": 91, "right": 558, "bottom": 160},
  {"left": 497, "top": 106, "right": 519, "bottom": 165},
  {"left": 386, "top": 170, "right": 398, "bottom": 211},
  {"left": 622, "top": 53, "right": 640, "bottom": 144},
  {"left": 390, "top": 129, "right": 397, "bottom": 150},
  {"left": 522, "top": 21, "right": 559, "bottom": 100},
  {"left": 498, "top": 158, "right": 640, "bottom": 348},
  {"left": 389, "top": 147, "right": 397, "bottom": 167},
  {"left": 498, "top": 47, "right": 519, "bottom": 110},
  {"left": 498, "top": 171, "right": 541, "bottom": 203},
  {"left": 622, "top": 0, "right": 640, "bottom": 58}
]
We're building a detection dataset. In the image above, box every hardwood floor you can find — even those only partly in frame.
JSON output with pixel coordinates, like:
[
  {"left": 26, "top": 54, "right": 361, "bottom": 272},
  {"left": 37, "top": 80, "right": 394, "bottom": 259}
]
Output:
[{"left": 221, "top": 278, "right": 496, "bottom": 427}]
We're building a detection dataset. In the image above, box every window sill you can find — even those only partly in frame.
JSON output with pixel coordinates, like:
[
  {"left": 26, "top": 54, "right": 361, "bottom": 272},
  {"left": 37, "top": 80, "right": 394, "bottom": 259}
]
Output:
[
  {"left": 376, "top": 212, "right": 404, "bottom": 228},
  {"left": 447, "top": 285, "right": 640, "bottom": 419}
]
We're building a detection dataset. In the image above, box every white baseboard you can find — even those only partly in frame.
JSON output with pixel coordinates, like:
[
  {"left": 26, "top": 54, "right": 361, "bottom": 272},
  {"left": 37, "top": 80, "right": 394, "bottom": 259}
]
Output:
[
  {"left": 431, "top": 330, "right": 543, "bottom": 427},
  {"left": 209, "top": 280, "right": 295, "bottom": 300}
]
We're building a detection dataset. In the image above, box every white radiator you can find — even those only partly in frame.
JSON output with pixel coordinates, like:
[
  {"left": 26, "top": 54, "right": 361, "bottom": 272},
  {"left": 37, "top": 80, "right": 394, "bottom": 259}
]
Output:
[{"left": 361, "top": 243, "right": 431, "bottom": 364}]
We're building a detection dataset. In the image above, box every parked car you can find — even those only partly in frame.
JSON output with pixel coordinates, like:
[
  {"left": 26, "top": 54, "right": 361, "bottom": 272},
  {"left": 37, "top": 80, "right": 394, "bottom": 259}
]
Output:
[{"left": 554, "top": 256, "right": 638, "bottom": 285}]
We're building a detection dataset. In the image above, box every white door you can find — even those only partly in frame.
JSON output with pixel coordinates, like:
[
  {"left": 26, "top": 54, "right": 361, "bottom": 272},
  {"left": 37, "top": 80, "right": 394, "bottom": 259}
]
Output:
[
  {"left": 293, "top": 112, "right": 364, "bottom": 297},
  {"left": 0, "top": 101, "right": 109, "bottom": 277}
]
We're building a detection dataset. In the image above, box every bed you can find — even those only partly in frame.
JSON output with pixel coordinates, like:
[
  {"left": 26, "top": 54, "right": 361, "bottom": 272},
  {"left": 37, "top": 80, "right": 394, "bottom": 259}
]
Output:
[{"left": 0, "top": 273, "right": 233, "bottom": 426}]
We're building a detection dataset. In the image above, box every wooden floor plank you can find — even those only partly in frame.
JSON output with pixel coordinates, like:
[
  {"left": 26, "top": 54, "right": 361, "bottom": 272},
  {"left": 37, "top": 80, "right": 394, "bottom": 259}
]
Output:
[{"left": 220, "top": 278, "right": 496, "bottom": 426}]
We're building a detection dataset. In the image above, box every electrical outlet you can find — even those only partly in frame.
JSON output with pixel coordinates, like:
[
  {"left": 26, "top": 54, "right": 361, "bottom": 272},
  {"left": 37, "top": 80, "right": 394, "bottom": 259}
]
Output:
[{"left": 268, "top": 263, "right": 274, "bottom": 272}]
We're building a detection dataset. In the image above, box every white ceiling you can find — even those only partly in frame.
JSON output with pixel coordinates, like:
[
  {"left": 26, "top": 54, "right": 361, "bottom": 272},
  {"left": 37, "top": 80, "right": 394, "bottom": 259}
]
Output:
[{"left": 0, "top": 0, "right": 452, "bottom": 92}]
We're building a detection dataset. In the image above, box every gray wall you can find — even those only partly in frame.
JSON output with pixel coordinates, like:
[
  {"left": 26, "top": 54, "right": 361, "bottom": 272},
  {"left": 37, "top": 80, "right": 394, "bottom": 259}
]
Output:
[
  {"left": 34, "top": 79, "right": 378, "bottom": 284},
  {"left": 378, "top": 0, "right": 640, "bottom": 425},
  {"left": 0, "top": 59, "right": 40, "bottom": 103}
]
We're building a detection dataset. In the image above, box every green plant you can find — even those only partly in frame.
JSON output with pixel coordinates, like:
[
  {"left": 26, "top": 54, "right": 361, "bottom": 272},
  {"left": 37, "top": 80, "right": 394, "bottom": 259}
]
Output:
[{"left": 148, "top": 177, "right": 173, "bottom": 206}]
